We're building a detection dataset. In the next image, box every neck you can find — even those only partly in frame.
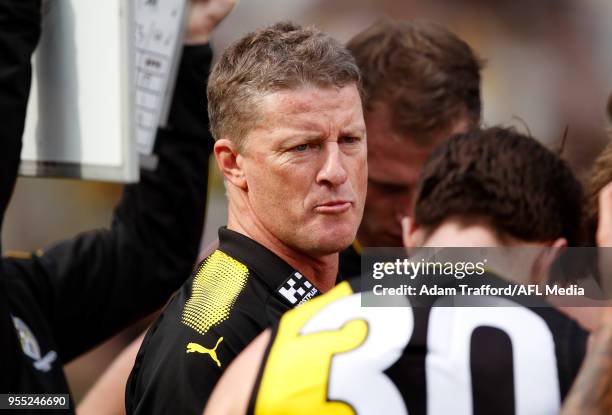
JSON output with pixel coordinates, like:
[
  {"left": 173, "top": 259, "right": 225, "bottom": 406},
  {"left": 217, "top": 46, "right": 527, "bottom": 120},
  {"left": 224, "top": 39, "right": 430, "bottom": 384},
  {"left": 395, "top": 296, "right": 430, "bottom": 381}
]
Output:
[
  {"left": 422, "top": 220, "right": 548, "bottom": 286},
  {"left": 422, "top": 221, "right": 504, "bottom": 248},
  {"left": 227, "top": 200, "right": 338, "bottom": 293}
]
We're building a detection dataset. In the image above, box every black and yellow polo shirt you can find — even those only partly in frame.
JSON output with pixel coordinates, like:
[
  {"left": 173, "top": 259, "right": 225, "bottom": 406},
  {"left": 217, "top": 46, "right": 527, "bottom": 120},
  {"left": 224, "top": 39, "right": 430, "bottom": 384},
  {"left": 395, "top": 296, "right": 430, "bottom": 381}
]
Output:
[{"left": 125, "top": 227, "right": 323, "bottom": 415}]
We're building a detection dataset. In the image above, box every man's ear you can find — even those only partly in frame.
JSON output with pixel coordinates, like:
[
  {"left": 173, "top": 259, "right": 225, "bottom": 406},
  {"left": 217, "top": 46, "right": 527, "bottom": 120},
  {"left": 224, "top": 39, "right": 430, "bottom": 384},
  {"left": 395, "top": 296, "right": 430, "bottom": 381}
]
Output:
[
  {"left": 531, "top": 238, "right": 567, "bottom": 284},
  {"left": 214, "top": 138, "right": 247, "bottom": 190},
  {"left": 551, "top": 237, "right": 568, "bottom": 249},
  {"left": 401, "top": 216, "right": 421, "bottom": 248}
]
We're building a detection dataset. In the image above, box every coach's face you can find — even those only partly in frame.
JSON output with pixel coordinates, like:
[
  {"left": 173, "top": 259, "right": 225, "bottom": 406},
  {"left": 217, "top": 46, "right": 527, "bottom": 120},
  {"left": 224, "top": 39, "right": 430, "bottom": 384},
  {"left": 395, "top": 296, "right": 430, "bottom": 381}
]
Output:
[{"left": 240, "top": 85, "right": 367, "bottom": 256}]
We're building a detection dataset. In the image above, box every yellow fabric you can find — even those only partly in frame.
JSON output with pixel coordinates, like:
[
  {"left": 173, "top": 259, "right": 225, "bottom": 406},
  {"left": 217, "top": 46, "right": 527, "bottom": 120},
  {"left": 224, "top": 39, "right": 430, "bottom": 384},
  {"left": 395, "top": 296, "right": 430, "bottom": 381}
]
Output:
[
  {"left": 352, "top": 239, "right": 363, "bottom": 255},
  {"left": 5, "top": 250, "right": 39, "bottom": 259},
  {"left": 181, "top": 250, "right": 248, "bottom": 335},
  {"left": 255, "top": 281, "right": 363, "bottom": 415}
]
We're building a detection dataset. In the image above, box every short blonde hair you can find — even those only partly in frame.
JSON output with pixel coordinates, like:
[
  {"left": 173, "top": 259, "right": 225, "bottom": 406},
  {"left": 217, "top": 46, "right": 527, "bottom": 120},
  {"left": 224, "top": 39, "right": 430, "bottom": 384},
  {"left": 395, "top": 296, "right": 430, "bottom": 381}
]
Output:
[{"left": 207, "top": 22, "right": 361, "bottom": 148}]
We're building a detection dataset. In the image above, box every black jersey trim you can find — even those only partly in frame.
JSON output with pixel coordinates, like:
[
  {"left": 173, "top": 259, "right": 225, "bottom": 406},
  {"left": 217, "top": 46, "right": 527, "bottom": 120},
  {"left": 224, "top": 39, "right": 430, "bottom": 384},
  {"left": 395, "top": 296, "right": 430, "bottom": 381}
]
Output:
[{"left": 246, "top": 325, "right": 279, "bottom": 415}]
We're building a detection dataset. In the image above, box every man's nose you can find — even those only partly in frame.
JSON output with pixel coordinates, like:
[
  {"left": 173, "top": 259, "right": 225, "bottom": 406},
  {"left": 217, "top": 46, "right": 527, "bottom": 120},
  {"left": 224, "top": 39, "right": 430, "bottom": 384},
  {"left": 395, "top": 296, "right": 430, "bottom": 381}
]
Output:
[{"left": 316, "top": 143, "right": 348, "bottom": 187}]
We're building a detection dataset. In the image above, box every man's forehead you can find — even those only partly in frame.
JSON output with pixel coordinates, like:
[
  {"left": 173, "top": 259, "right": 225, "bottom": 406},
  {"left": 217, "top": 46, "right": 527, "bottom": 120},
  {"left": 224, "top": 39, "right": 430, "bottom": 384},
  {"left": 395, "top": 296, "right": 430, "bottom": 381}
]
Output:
[
  {"left": 367, "top": 127, "right": 437, "bottom": 164},
  {"left": 261, "top": 85, "right": 361, "bottom": 113},
  {"left": 368, "top": 153, "right": 422, "bottom": 186},
  {"left": 255, "top": 85, "right": 365, "bottom": 131},
  {"left": 365, "top": 103, "right": 472, "bottom": 176},
  {"left": 365, "top": 102, "right": 471, "bottom": 146},
  {"left": 365, "top": 107, "right": 437, "bottom": 185},
  {"left": 366, "top": 132, "right": 439, "bottom": 187}
]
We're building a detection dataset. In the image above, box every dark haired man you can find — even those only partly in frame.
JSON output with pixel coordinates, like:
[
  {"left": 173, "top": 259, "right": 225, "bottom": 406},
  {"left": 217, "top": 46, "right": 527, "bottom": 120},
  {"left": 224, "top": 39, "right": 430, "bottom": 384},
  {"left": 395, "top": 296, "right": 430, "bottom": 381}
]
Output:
[
  {"left": 205, "top": 126, "right": 588, "bottom": 415},
  {"left": 340, "top": 18, "right": 483, "bottom": 278}
]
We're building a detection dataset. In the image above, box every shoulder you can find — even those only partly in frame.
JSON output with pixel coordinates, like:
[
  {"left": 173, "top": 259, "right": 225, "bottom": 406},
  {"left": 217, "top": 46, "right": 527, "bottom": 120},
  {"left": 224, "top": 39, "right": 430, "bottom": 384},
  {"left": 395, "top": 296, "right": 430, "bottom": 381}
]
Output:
[
  {"left": 127, "top": 250, "right": 273, "bottom": 411},
  {"left": 182, "top": 250, "right": 252, "bottom": 335}
]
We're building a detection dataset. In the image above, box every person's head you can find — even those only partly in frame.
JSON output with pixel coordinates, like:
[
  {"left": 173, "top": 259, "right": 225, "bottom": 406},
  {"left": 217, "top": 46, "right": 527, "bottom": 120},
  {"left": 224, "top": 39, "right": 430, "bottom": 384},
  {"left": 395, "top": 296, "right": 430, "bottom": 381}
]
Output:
[
  {"left": 347, "top": 18, "right": 483, "bottom": 247},
  {"left": 583, "top": 93, "right": 612, "bottom": 245},
  {"left": 405, "top": 126, "right": 583, "bottom": 248},
  {"left": 209, "top": 22, "right": 367, "bottom": 257}
]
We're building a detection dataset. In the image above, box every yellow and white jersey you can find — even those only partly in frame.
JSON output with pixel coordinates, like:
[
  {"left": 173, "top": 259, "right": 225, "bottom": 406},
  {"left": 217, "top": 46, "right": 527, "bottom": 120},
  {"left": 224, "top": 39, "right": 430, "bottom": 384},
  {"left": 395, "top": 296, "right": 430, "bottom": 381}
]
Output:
[{"left": 248, "top": 278, "right": 588, "bottom": 415}]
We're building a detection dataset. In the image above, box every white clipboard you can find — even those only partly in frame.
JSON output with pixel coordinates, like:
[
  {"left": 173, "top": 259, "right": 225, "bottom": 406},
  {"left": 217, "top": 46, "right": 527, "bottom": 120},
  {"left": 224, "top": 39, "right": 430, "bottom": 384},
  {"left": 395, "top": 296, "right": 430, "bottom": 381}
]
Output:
[{"left": 20, "top": 0, "right": 188, "bottom": 183}]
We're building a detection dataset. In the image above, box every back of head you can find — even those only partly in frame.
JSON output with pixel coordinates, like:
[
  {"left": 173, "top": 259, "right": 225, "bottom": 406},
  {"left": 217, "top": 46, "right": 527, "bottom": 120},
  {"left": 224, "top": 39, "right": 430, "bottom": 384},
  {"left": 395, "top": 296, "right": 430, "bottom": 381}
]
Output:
[
  {"left": 347, "top": 18, "right": 483, "bottom": 139},
  {"left": 208, "top": 22, "right": 362, "bottom": 148},
  {"left": 413, "top": 127, "right": 583, "bottom": 245}
]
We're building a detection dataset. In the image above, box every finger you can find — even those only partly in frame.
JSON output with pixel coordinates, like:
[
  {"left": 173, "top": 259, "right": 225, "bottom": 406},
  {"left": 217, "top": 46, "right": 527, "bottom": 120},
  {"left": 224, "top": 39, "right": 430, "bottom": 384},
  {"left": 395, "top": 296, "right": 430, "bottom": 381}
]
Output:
[{"left": 185, "top": 0, "right": 237, "bottom": 44}]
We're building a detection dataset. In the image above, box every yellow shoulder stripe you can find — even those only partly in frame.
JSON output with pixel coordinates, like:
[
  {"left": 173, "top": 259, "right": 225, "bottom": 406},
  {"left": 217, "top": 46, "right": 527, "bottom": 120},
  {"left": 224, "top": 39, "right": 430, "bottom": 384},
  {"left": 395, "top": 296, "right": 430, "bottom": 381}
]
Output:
[{"left": 181, "top": 250, "right": 248, "bottom": 335}]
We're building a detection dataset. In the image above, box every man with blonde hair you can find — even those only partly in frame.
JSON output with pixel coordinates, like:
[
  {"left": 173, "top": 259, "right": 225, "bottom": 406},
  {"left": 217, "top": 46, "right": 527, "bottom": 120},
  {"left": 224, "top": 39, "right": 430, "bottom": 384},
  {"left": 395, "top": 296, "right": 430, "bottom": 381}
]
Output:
[{"left": 126, "top": 22, "right": 367, "bottom": 414}]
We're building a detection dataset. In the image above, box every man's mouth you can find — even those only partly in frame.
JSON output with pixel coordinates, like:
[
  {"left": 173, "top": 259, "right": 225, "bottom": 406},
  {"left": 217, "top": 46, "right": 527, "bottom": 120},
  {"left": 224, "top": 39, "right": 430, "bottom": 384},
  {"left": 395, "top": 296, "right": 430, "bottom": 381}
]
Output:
[{"left": 314, "top": 200, "right": 353, "bottom": 213}]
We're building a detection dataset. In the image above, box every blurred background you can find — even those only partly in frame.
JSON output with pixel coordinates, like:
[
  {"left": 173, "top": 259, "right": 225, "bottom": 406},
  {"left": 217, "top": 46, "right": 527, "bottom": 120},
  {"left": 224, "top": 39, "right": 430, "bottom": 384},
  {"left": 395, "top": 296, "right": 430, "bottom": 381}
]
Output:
[{"left": 3, "top": 0, "right": 611, "bottom": 403}]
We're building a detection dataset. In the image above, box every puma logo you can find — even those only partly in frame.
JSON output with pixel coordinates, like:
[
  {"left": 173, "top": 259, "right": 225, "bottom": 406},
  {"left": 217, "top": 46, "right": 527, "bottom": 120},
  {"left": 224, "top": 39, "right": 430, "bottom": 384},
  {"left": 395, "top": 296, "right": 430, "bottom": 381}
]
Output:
[{"left": 186, "top": 337, "right": 224, "bottom": 367}]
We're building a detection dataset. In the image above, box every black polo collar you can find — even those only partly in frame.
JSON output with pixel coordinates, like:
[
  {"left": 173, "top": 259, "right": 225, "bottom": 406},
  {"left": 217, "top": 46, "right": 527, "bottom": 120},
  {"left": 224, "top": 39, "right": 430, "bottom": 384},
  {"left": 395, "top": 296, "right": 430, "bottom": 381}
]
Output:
[{"left": 216, "top": 227, "right": 321, "bottom": 306}]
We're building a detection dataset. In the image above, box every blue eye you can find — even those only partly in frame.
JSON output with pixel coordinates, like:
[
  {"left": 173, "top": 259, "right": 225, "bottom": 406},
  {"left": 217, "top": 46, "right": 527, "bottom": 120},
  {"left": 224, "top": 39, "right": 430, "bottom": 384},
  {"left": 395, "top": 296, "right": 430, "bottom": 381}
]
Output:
[{"left": 293, "top": 143, "right": 322, "bottom": 152}]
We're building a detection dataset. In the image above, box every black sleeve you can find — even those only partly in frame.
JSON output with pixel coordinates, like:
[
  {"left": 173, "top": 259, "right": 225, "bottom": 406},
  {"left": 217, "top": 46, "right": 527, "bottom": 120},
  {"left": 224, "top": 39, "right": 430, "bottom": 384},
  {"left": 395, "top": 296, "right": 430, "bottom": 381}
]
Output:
[
  {"left": 2, "top": 44, "right": 214, "bottom": 363},
  {"left": 0, "top": 0, "right": 41, "bottom": 391},
  {"left": 0, "top": 0, "right": 40, "bottom": 232}
]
